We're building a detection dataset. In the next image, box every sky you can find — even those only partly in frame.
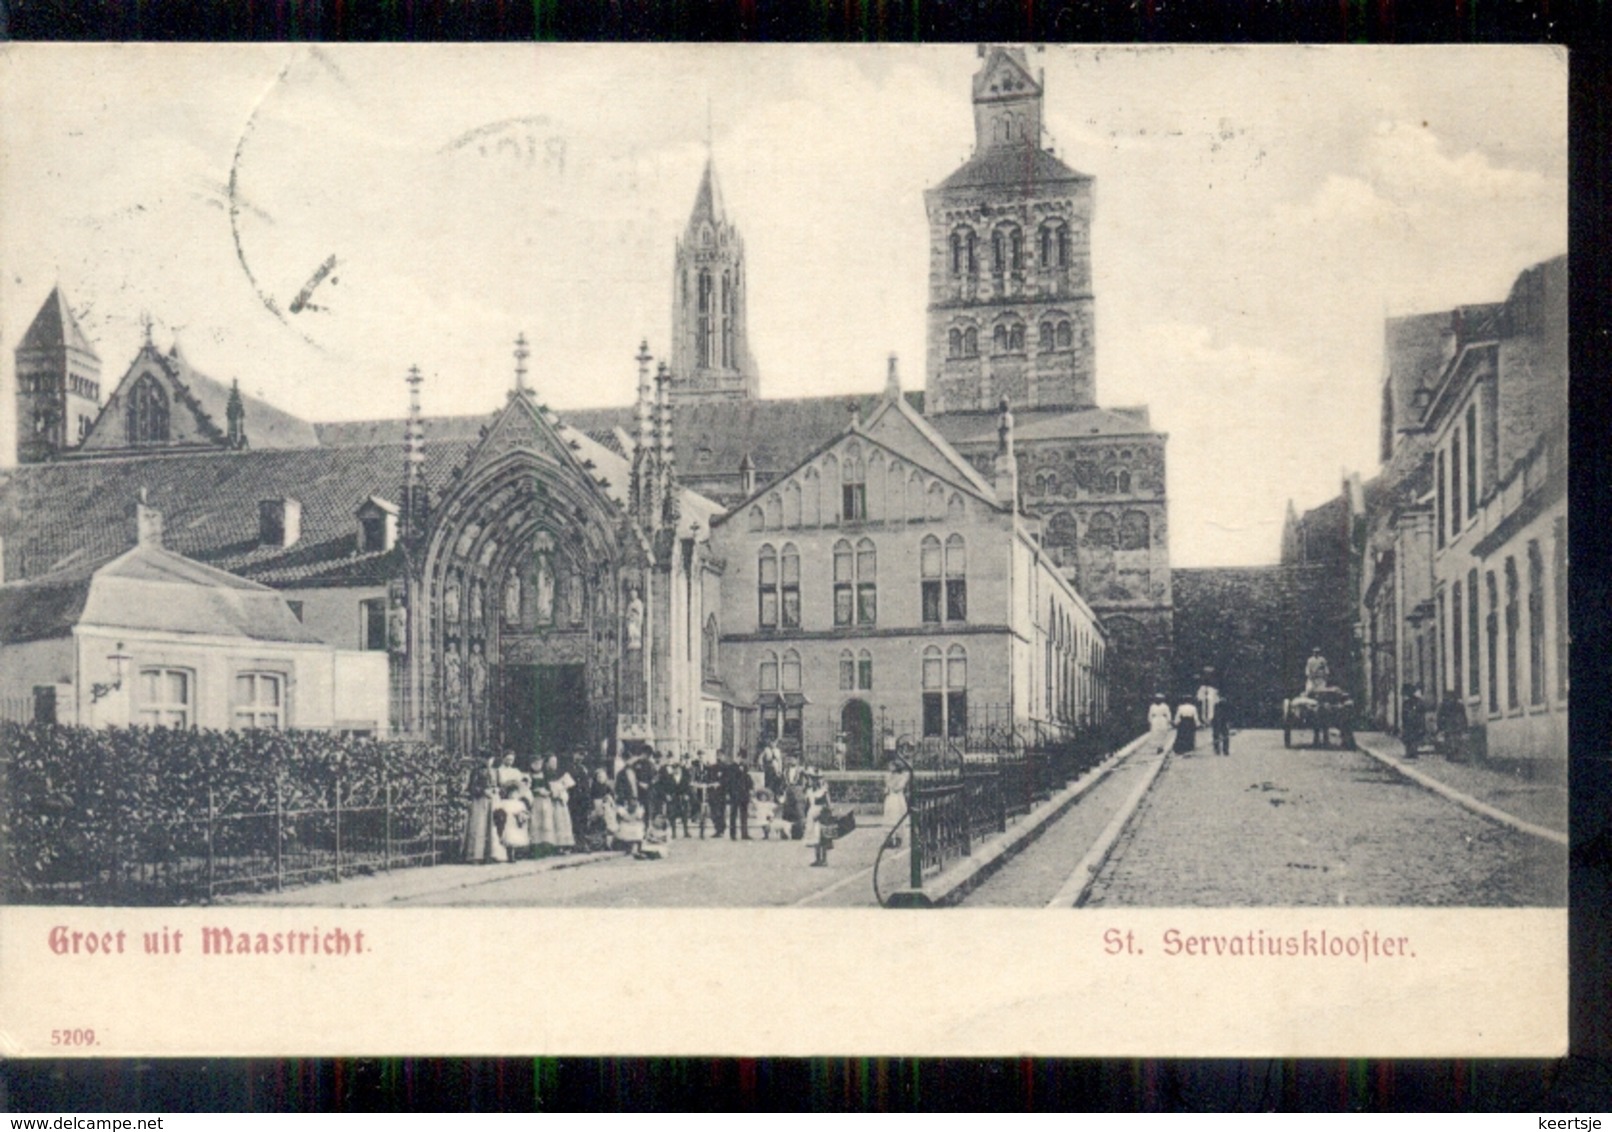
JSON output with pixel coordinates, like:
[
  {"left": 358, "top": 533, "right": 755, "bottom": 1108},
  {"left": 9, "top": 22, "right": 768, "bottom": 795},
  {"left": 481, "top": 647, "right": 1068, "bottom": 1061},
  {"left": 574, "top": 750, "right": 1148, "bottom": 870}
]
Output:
[{"left": 0, "top": 43, "right": 1566, "bottom": 566}]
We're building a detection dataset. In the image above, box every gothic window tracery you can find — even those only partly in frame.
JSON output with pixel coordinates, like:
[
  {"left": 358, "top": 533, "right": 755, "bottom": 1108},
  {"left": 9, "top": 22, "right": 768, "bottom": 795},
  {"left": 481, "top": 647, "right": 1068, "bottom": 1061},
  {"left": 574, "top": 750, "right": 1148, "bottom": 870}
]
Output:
[
  {"left": 1119, "top": 511, "right": 1149, "bottom": 551},
  {"left": 1086, "top": 512, "right": 1117, "bottom": 548},
  {"left": 696, "top": 269, "right": 714, "bottom": 368},
  {"left": 126, "top": 375, "right": 169, "bottom": 445}
]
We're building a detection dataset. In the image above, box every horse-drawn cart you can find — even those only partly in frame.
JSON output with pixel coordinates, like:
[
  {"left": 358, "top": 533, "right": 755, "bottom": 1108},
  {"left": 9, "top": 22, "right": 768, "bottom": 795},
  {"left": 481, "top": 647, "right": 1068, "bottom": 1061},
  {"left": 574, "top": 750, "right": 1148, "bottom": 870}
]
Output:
[{"left": 1282, "top": 686, "right": 1356, "bottom": 750}]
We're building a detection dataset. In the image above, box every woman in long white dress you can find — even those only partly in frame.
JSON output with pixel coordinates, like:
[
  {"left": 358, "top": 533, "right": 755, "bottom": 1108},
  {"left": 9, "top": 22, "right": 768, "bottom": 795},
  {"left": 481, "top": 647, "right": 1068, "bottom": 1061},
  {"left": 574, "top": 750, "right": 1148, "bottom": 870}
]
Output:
[
  {"left": 882, "top": 756, "right": 911, "bottom": 847},
  {"left": 543, "top": 756, "right": 576, "bottom": 852},
  {"left": 492, "top": 752, "right": 532, "bottom": 860},
  {"left": 1147, "top": 693, "right": 1173, "bottom": 755}
]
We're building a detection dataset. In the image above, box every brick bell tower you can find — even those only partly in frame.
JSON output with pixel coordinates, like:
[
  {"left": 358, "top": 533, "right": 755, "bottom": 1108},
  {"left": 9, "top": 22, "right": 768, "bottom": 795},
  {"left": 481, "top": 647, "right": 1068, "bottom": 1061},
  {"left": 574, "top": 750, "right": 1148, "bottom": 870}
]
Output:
[
  {"left": 669, "top": 158, "right": 759, "bottom": 405},
  {"left": 924, "top": 45, "right": 1096, "bottom": 415},
  {"left": 14, "top": 286, "right": 102, "bottom": 463}
]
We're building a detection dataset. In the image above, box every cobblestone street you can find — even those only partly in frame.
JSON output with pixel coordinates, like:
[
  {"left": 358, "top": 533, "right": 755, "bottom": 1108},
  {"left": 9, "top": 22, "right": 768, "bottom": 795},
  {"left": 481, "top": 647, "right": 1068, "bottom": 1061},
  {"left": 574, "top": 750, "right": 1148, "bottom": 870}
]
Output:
[{"left": 1082, "top": 728, "right": 1567, "bottom": 907}]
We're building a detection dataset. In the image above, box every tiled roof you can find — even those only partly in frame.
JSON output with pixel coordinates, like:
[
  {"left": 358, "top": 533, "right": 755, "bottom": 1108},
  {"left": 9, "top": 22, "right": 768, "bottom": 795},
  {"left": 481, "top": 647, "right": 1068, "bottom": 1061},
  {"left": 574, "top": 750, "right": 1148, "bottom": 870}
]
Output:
[
  {"left": 315, "top": 414, "right": 493, "bottom": 448},
  {"left": 0, "top": 442, "right": 464, "bottom": 587},
  {"left": 18, "top": 286, "right": 99, "bottom": 358},
  {"left": 935, "top": 144, "right": 1089, "bottom": 194},
  {"left": 0, "top": 543, "right": 320, "bottom": 644}
]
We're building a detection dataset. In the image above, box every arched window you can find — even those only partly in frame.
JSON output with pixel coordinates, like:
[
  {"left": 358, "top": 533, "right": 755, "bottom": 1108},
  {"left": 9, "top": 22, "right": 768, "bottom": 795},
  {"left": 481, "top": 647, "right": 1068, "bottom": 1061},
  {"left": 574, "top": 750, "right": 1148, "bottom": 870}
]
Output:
[
  {"left": 780, "top": 543, "right": 801, "bottom": 628},
  {"left": 1527, "top": 540, "right": 1546, "bottom": 705},
  {"left": 1047, "top": 511, "right": 1079, "bottom": 549},
  {"left": 233, "top": 671, "right": 284, "bottom": 730},
  {"left": 963, "top": 327, "right": 978, "bottom": 356},
  {"left": 757, "top": 544, "right": 778, "bottom": 629},
  {"left": 126, "top": 375, "right": 169, "bottom": 445},
  {"left": 921, "top": 534, "right": 943, "bottom": 623},
  {"left": 781, "top": 649, "right": 802, "bottom": 692},
  {"left": 951, "top": 230, "right": 963, "bottom": 274},
  {"left": 992, "top": 229, "right": 1006, "bottom": 276},
  {"left": 1504, "top": 556, "right": 1520, "bottom": 710},
  {"left": 1086, "top": 512, "right": 1117, "bottom": 548},
  {"left": 765, "top": 493, "right": 782, "bottom": 529},
  {"left": 696, "top": 269, "right": 714, "bottom": 368},
  {"left": 926, "top": 481, "right": 946, "bottom": 521},
  {"left": 993, "top": 324, "right": 1008, "bottom": 353},
  {"left": 138, "top": 666, "right": 193, "bottom": 728},
  {"left": 1009, "top": 323, "right": 1025, "bottom": 352},
  {"left": 1040, "top": 221, "right": 1069, "bottom": 269},
  {"left": 842, "top": 447, "right": 867, "bottom": 521},
  {"left": 945, "top": 534, "right": 967, "bottom": 621},
  {"left": 1009, "top": 227, "right": 1023, "bottom": 272},
  {"left": 803, "top": 466, "right": 821, "bottom": 527},
  {"left": 783, "top": 480, "right": 801, "bottom": 528},
  {"left": 1104, "top": 470, "right": 1119, "bottom": 493},
  {"left": 1120, "top": 510, "right": 1149, "bottom": 551},
  {"left": 760, "top": 651, "right": 779, "bottom": 692},
  {"left": 1486, "top": 570, "right": 1500, "bottom": 713},
  {"left": 839, "top": 648, "right": 856, "bottom": 691},
  {"left": 949, "top": 328, "right": 962, "bottom": 358},
  {"left": 1118, "top": 470, "right": 1132, "bottom": 493},
  {"left": 1057, "top": 320, "right": 1073, "bottom": 349},
  {"left": 856, "top": 538, "right": 877, "bottom": 625},
  {"left": 720, "top": 270, "right": 735, "bottom": 367},
  {"left": 857, "top": 648, "right": 874, "bottom": 692},
  {"left": 703, "top": 615, "right": 719, "bottom": 680},
  {"left": 922, "top": 645, "right": 968, "bottom": 738},
  {"left": 747, "top": 506, "right": 764, "bottom": 532},
  {"left": 1039, "top": 321, "right": 1055, "bottom": 352},
  {"left": 833, "top": 540, "right": 854, "bottom": 627}
]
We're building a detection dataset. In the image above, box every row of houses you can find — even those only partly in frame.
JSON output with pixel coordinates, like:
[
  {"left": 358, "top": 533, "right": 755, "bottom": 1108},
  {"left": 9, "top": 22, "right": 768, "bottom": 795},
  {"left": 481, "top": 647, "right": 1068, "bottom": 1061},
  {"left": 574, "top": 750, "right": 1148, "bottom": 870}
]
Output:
[{"left": 1283, "top": 254, "right": 1567, "bottom": 767}]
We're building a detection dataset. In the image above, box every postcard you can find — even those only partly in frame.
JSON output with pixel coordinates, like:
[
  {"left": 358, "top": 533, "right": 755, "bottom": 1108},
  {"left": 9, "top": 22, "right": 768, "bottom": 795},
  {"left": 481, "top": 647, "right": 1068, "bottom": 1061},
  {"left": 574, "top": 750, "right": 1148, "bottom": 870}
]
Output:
[{"left": 0, "top": 43, "right": 1568, "bottom": 1057}]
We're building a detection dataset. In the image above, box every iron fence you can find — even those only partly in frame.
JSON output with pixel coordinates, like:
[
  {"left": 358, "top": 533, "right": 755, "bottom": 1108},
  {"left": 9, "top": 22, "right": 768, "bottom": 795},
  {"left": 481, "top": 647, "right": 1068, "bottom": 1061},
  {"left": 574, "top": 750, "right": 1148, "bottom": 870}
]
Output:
[{"left": 891, "top": 721, "right": 1135, "bottom": 897}]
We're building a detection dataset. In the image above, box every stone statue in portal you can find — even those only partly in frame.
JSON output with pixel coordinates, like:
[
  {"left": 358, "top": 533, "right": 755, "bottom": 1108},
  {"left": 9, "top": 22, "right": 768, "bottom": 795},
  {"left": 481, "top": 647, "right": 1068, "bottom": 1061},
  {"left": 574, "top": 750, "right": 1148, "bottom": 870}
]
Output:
[
  {"left": 444, "top": 651, "right": 463, "bottom": 704},
  {"left": 534, "top": 554, "right": 555, "bottom": 625},
  {"left": 468, "top": 644, "right": 487, "bottom": 704},
  {"left": 503, "top": 570, "right": 521, "bottom": 623},
  {"left": 625, "top": 587, "right": 645, "bottom": 652},
  {"left": 443, "top": 578, "right": 461, "bottom": 623},
  {"left": 469, "top": 580, "right": 485, "bottom": 628},
  {"left": 567, "top": 570, "right": 585, "bottom": 625}
]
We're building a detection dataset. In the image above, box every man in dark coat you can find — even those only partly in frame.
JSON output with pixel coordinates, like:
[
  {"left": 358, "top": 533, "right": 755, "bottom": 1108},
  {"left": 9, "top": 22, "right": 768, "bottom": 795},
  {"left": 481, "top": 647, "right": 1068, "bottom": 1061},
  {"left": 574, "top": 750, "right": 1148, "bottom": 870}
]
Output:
[{"left": 725, "top": 754, "right": 753, "bottom": 840}]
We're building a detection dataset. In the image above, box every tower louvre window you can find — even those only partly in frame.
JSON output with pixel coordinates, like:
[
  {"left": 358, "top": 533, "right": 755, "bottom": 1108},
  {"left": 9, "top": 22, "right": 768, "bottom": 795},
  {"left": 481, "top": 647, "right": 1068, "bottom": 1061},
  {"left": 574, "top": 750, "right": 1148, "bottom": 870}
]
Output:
[{"left": 696, "top": 269, "right": 714, "bottom": 368}]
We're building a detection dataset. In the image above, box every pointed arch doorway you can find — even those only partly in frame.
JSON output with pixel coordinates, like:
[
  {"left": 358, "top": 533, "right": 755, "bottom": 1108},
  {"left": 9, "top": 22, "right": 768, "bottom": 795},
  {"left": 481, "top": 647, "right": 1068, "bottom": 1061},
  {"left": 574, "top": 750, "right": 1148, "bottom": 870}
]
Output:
[{"left": 840, "top": 698, "right": 874, "bottom": 769}]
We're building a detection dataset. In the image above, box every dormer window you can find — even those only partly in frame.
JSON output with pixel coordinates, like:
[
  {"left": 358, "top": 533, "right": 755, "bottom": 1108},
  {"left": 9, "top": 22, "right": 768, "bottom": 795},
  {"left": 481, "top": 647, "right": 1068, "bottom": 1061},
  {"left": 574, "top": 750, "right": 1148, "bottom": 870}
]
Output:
[{"left": 355, "top": 497, "right": 399, "bottom": 553}]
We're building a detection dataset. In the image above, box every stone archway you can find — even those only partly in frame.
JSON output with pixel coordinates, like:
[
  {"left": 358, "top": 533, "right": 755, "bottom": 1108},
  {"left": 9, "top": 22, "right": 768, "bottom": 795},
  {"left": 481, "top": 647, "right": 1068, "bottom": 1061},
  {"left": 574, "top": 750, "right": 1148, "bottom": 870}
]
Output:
[
  {"left": 840, "top": 698, "right": 874, "bottom": 769},
  {"left": 421, "top": 449, "right": 634, "bottom": 758}
]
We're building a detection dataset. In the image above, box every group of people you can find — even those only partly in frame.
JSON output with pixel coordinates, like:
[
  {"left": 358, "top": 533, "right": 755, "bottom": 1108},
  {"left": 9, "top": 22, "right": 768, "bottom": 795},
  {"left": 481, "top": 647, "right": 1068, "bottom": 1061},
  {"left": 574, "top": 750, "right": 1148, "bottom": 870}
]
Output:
[
  {"left": 460, "top": 750, "right": 581, "bottom": 864},
  {"left": 462, "top": 741, "right": 862, "bottom": 867},
  {"left": 1148, "top": 667, "right": 1233, "bottom": 757}
]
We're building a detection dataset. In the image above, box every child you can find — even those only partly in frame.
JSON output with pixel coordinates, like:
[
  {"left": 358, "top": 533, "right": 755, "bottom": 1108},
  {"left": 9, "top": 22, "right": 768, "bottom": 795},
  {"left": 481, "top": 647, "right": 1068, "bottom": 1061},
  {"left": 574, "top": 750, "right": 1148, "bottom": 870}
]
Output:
[
  {"left": 806, "top": 795, "right": 835, "bottom": 867},
  {"left": 751, "top": 788, "right": 782, "bottom": 840},
  {"left": 638, "top": 814, "right": 671, "bottom": 860},
  {"left": 615, "top": 796, "right": 646, "bottom": 857}
]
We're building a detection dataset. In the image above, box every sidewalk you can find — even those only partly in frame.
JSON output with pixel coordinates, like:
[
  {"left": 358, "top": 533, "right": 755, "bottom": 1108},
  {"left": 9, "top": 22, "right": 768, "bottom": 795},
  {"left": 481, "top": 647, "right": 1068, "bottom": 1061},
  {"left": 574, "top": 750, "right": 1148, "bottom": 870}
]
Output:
[
  {"left": 1353, "top": 731, "right": 1567, "bottom": 839},
  {"left": 218, "top": 849, "right": 621, "bottom": 907}
]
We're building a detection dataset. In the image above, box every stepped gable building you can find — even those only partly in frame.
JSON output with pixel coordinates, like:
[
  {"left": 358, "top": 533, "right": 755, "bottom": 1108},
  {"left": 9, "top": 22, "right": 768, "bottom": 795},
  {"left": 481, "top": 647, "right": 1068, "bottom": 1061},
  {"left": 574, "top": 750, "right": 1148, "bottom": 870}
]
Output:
[{"left": 923, "top": 45, "right": 1171, "bottom": 725}]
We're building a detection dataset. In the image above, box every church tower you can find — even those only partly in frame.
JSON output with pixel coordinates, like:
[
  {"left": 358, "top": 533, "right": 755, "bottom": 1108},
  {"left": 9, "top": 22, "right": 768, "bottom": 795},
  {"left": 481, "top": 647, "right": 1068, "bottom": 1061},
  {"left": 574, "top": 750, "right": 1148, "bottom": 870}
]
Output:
[
  {"left": 14, "top": 286, "right": 101, "bottom": 464},
  {"left": 924, "top": 46, "right": 1096, "bottom": 415},
  {"left": 670, "top": 159, "right": 759, "bottom": 404}
]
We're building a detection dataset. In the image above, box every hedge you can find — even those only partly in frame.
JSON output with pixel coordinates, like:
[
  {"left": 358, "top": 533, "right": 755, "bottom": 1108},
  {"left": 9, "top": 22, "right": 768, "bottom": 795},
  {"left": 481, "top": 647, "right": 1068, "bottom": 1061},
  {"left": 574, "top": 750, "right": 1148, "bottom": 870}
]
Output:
[{"left": 0, "top": 723, "right": 464, "bottom": 903}]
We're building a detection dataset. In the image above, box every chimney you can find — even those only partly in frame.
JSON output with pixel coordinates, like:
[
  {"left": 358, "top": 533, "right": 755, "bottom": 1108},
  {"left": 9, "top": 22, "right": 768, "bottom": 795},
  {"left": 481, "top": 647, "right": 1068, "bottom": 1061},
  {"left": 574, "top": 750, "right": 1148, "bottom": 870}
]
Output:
[
  {"left": 135, "top": 490, "right": 164, "bottom": 548},
  {"left": 884, "top": 353, "right": 901, "bottom": 402},
  {"left": 259, "top": 498, "right": 302, "bottom": 548},
  {"left": 993, "top": 397, "right": 1018, "bottom": 511},
  {"left": 739, "top": 451, "right": 756, "bottom": 497}
]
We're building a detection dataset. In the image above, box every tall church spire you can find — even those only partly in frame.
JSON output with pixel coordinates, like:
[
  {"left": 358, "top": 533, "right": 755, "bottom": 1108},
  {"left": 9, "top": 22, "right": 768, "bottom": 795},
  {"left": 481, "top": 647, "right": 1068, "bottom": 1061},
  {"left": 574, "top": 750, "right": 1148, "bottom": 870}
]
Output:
[{"left": 670, "top": 154, "right": 759, "bottom": 405}]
